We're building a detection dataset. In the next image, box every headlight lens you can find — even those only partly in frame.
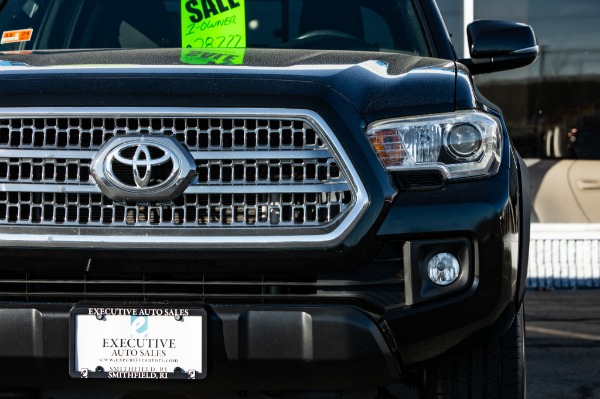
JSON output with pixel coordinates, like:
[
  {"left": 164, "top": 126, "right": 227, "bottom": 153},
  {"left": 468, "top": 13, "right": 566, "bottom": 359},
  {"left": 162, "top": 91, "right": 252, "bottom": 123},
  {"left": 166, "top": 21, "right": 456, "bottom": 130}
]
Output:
[
  {"left": 446, "top": 123, "right": 483, "bottom": 160},
  {"left": 366, "top": 111, "right": 502, "bottom": 179}
]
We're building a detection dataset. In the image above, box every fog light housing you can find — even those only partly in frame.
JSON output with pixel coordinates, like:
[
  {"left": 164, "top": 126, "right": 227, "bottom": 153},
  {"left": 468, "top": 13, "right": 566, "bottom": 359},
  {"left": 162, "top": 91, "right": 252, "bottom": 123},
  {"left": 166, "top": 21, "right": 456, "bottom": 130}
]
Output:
[
  {"left": 403, "top": 239, "right": 472, "bottom": 305},
  {"left": 427, "top": 253, "right": 461, "bottom": 286}
]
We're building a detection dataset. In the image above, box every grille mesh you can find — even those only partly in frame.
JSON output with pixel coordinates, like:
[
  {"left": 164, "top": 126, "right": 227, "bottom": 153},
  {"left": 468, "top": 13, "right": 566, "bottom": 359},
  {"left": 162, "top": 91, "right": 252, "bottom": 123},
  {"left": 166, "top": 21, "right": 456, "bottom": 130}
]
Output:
[
  {"left": 0, "top": 192, "right": 350, "bottom": 226},
  {"left": 195, "top": 159, "right": 342, "bottom": 185},
  {"left": 0, "top": 158, "right": 92, "bottom": 183},
  {"left": 0, "top": 111, "right": 361, "bottom": 235},
  {"left": 0, "top": 117, "right": 325, "bottom": 151}
]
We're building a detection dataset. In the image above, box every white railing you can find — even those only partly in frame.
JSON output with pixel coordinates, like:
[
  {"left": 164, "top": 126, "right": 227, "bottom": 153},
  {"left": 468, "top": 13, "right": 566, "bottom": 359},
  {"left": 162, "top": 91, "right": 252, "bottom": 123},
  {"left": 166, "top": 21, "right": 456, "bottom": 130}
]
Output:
[{"left": 527, "top": 224, "right": 600, "bottom": 288}]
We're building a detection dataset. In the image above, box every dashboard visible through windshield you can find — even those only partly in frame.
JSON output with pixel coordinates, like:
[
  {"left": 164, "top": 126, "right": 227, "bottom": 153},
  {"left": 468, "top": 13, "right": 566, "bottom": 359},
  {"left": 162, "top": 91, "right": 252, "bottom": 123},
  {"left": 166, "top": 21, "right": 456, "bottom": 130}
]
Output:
[{"left": 0, "top": 0, "right": 431, "bottom": 55}]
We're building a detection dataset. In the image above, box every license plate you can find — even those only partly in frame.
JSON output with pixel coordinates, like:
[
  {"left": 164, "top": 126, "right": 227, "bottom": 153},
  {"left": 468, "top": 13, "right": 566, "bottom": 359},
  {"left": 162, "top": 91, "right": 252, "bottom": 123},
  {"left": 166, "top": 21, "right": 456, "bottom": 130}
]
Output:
[{"left": 69, "top": 305, "right": 207, "bottom": 380}]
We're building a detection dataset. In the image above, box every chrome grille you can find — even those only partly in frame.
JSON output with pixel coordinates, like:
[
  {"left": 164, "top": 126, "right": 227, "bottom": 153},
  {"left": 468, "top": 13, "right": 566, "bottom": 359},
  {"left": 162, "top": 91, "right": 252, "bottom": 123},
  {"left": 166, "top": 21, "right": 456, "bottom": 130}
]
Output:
[
  {"left": 0, "top": 192, "right": 349, "bottom": 226},
  {"left": 195, "top": 158, "right": 342, "bottom": 185},
  {"left": 0, "top": 108, "right": 368, "bottom": 248},
  {"left": 0, "top": 157, "right": 92, "bottom": 183},
  {"left": 0, "top": 116, "right": 325, "bottom": 151}
]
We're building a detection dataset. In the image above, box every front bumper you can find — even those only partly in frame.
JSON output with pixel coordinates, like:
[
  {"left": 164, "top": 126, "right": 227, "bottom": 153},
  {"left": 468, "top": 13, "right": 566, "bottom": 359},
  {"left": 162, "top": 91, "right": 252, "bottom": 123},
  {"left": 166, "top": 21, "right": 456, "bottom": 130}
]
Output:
[
  {"left": 0, "top": 164, "right": 523, "bottom": 389},
  {"left": 0, "top": 304, "right": 399, "bottom": 390}
]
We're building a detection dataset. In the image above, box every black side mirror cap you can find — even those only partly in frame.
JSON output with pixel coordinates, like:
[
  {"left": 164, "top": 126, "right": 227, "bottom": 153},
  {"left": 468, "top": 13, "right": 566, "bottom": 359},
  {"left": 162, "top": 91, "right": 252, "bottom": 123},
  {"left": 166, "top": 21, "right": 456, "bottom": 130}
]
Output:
[{"left": 458, "top": 20, "right": 539, "bottom": 75}]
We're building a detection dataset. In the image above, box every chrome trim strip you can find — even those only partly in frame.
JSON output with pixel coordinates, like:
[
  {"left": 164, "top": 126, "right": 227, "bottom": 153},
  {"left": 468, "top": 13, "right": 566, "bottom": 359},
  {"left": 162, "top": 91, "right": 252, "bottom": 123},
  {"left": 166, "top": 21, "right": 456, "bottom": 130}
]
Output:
[
  {"left": 0, "top": 182, "right": 348, "bottom": 194},
  {"left": 0, "top": 107, "right": 311, "bottom": 119},
  {"left": 0, "top": 149, "right": 332, "bottom": 161},
  {"left": 0, "top": 183, "right": 102, "bottom": 194},
  {"left": 191, "top": 150, "right": 332, "bottom": 160},
  {"left": 0, "top": 149, "right": 96, "bottom": 159},
  {"left": 183, "top": 183, "right": 349, "bottom": 194},
  {"left": 0, "top": 107, "right": 370, "bottom": 249},
  {"left": 0, "top": 231, "right": 351, "bottom": 249}
]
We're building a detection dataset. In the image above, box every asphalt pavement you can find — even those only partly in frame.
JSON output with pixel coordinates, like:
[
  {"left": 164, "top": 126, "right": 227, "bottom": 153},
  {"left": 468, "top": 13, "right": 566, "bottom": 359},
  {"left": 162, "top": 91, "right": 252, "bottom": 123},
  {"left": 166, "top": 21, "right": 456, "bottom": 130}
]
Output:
[
  {"left": 526, "top": 289, "right": 600, "bottom": 399},
  {"left": 390, "top": 289, "right": 600, "bottom": 399}
]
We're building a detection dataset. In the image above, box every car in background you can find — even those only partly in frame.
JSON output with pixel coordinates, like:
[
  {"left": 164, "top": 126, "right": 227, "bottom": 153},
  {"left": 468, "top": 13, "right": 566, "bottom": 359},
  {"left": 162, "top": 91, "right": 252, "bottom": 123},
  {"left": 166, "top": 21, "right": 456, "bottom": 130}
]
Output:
[{"left": 529, "top": 113, "right": 600, "bottom": 223}]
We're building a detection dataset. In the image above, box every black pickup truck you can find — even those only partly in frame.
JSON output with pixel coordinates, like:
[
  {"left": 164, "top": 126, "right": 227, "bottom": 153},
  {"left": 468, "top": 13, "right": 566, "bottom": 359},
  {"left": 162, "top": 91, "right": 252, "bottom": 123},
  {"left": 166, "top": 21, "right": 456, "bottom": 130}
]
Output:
[{"left": 0, "top": 0, "right": 537, "bottom": 398}]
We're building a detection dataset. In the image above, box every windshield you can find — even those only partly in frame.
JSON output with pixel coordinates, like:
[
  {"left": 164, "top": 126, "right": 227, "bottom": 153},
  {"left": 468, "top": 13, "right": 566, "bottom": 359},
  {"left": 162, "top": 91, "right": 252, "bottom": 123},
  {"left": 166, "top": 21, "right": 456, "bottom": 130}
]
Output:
[{"left": 0, "top": 0, "right": 431, "bottom": 55}]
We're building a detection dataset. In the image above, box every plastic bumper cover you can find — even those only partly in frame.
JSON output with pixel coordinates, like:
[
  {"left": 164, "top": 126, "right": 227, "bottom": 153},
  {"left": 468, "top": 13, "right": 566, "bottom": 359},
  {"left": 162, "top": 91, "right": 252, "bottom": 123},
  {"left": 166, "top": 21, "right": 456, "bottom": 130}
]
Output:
[{"left": 0, "top": 304, "right": 399, "bottom": 390}]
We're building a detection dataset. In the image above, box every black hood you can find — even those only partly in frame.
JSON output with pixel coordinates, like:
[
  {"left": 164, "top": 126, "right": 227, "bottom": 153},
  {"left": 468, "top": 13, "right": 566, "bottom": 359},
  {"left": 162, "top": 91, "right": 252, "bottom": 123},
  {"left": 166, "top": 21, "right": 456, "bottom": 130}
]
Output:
[
  {"left": 0, "top": 48, "right": 458, "bottom": 119},
  {"left": 1, "top": 47, "right": 448, "bottom": 71}
]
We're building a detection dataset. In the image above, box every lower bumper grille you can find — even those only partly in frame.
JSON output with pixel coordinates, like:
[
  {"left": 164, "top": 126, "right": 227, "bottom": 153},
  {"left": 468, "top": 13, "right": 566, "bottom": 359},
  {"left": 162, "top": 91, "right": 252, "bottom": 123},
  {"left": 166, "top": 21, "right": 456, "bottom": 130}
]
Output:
[{"left": 0, "top": 245, "right": 404, "bottom": 313}]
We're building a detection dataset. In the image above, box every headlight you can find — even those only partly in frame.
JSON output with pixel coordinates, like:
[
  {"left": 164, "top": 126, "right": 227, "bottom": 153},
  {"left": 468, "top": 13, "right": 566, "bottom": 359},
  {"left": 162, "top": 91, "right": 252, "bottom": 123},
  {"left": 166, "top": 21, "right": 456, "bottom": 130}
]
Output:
[{"left": 366, "top": 111, "right": 502, "bottom": 180}]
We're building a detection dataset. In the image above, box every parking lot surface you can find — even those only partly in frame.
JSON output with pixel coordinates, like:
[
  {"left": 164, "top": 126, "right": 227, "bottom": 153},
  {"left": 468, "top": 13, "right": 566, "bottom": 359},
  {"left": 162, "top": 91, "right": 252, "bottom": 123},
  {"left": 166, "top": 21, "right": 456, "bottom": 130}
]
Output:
[
  {"left": 389, "top": 289, "right": 600, "bottom": 399},
  {"left": 526, "top": 289, "right": 600, "bottom": 399}
]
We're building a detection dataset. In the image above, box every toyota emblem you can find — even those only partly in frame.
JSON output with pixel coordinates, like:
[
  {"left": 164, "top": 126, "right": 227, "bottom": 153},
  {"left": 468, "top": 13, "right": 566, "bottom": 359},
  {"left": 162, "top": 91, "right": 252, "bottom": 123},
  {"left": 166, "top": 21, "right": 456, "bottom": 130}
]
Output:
[{"left": 91, "top": 136, "right": 196, "bottom": 201}]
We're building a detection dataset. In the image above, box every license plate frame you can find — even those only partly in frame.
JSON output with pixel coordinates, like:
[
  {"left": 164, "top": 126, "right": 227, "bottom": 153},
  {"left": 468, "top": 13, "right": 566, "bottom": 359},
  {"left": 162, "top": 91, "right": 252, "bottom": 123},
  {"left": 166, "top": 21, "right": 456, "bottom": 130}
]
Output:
[{"left": 69, "top": 305, "right": 207, "bottom": 380}]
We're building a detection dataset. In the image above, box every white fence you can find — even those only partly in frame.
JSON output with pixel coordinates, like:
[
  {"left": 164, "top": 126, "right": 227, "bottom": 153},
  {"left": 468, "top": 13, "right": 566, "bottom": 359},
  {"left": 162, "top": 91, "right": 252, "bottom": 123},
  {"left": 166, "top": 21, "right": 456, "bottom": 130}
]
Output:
[{"left": 527, "top": 224, "right": 600, "bottom": 289}]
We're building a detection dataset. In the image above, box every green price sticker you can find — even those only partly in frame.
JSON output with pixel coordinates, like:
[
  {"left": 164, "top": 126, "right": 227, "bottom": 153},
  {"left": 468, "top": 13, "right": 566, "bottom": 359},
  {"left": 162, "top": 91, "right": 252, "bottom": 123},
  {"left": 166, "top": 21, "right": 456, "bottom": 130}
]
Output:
[
  {"left": 181, "top": 0, "right": 246, "bottom": 49},
  {"left": 181, "top": 48, "right": 246, "bottom": 65}
]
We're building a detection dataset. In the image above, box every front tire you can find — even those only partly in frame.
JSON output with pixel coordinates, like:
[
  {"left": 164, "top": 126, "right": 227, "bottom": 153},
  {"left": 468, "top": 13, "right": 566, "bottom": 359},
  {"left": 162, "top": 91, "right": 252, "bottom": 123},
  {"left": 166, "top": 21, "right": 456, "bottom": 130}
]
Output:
[{"left": 421, "top": 305, "right": 525, "bottom": 399}]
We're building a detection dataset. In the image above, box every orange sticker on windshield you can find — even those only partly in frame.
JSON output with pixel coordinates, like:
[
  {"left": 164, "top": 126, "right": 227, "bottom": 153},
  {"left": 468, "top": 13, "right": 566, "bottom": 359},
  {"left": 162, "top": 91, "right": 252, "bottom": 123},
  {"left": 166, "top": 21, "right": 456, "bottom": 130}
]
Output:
[{"left": 1, "top": 29, "right": 33, "bottom": 44}]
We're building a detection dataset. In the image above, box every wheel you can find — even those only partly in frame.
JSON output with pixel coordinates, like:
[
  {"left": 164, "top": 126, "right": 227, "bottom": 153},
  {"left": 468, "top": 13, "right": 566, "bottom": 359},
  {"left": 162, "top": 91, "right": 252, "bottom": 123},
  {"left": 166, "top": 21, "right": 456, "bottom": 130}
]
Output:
[{"left": 420, "top": 305, "right": 526, "bottom": 399}]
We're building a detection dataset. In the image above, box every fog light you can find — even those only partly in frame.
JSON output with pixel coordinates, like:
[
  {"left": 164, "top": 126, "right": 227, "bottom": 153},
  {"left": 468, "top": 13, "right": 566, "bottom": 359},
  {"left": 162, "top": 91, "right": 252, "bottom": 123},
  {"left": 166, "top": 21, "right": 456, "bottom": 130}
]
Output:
[{"left": 427, "top": 253, "right": 460, "bottom": 286}]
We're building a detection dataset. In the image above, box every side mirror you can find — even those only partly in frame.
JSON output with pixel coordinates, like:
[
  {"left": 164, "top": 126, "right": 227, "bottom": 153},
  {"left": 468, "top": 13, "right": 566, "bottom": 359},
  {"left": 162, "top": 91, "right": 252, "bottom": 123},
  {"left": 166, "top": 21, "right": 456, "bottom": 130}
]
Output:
[{"left": 459, "top": 20, "right": 539, "bottom": 75}]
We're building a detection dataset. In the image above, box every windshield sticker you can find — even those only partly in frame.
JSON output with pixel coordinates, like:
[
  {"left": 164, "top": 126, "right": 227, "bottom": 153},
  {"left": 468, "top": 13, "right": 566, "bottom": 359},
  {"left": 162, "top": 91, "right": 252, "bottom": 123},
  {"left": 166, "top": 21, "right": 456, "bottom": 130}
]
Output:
[
  {"left": 180, "top": 48, "right": 245, "bottom": 65},
  {"left": 1, "top": 29, "right": 33, "bottom": 45},
  {"left": 181, "top": 0, "right": 247, "bottom": 49}
]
